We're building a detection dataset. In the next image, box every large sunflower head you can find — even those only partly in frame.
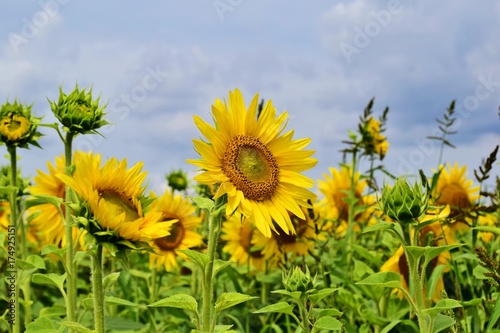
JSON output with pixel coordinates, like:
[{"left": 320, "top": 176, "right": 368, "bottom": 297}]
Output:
[
  {"left": 49, "top": 84, "right": 108, "bottom": 135},
  {"left": 58, "top": 152, "right": 169, "bottom": 247},
  {"left": 221, "top": 212, "right": 269, "bottom": 271},
  {"left": 188, "top": 89, "right": 317, "bottom": 238},
  {"left": 0, "top": 99, "right": 42, "bottom": 148},
  {"left": 149, "top": 190, "right": 203, "bottom": 272},
  {"left": 27, "top": 153, "right": 87, "bottom": 249},
  {"left": 433, "top": 163, "right": 479, "bottom": 222}
]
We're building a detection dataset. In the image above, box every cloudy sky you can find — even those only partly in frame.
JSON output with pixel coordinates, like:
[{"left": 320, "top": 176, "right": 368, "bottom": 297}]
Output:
[{"left": 1, "top": 0, "right": 499, "bottom": 194}]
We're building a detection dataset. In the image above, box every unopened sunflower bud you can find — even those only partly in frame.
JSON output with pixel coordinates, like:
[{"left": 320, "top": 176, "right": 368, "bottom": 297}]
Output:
[
  {"left": 381, "top": 178, "right": 428, "bottom": 223},
  {"left": 166, "top": 169, "right": 188, "bottom": 192},
  {"left": 283, "top": 266, "right": 316, "bottom": 293},
  {"left": 50, "top": 85, "right": 108, "bottom": 134},
  {"left": 0, "top": 99, "right": 42, "bottom": 148}
]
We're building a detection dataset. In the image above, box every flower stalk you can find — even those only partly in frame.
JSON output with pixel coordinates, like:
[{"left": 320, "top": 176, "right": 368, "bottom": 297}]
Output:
[{"left": 91, "top": 243, "right": 105, "bottom": 333}]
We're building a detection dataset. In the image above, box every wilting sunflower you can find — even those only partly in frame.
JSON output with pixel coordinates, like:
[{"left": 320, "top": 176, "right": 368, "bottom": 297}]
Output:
[
  {"left": 149, "top": 190, "right": 203, "bottom": 272},
  {"left": 433, "top": 163, "right": 479, "bottom": 234},
  {"left": 381, "top": 207, "right": 452, "bottom": 303},
  {"left": 28, "top": 153, "right": 86, "bottom": 248},
  {"left": 221, "top": 212, "right": 268, "bottom": 271},
  {"left": 188, "top": 89, "right": 317, "bottom": 238},
  {"left": 58, "top": 152, "right": 168, "bottom": 243}
]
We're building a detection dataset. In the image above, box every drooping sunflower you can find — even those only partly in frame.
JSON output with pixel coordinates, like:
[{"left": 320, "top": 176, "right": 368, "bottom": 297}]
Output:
[
  {"left": 188, "top": 89, "right": 317, "bottom": 238},
  {"left": 58, "top": 152, "right": 169, "bottom": 243},
  {"left": 433, "top": 163, "right": 479, "bottom": 234},
  {"left": 149, "top": 190, "right": 203, "bottom": 272},
  {"left": 221, "top": 212, "right": 269, "bottom": 271},
  {"left": 28, "top": 153, "right": 86, "bottom": 248}
]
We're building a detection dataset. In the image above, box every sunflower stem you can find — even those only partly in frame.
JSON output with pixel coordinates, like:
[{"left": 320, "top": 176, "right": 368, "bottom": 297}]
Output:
[
  {"left": 201, "top": 197, "right": 224, "bottom": 332},
  {"left": 64, "top": 132, "right": 77, "bottom": 330},
  {"left": 91, "top": 243, "right": 105, "bottom": 333}
]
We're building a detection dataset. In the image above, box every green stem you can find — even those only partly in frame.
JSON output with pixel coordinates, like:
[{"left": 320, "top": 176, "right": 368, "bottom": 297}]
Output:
[
  {"left": 201, "top": 199, "right": 224, "bottom": 332},
  {"left": 91, "top": 244, "right": 105, "bottom": 333},
  {"left": 8, "top": 146, "right": 22, "bottom": 333},
  {"left": 405, "top": 247, "right": 430, "bottom": 333},
  {"left": 64, "top": 132, "right": 77, "bottom": 329},
  {"left": 344, "top": 151, "right": 358, "bottom": 272},
  {"left": 298, "top": 299, "right": 311, "bottom": 333}
]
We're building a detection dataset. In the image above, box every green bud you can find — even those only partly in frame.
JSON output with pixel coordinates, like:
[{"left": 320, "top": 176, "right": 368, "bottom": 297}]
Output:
[
  {"left": 50, "top": 84, "right": 108, "bottom": 134},
  {"left": 381, "top": 177, "right": 428, "bottom": 223},
  {"left": 0, "top": 99, "right": 43, "bottom": 149},
  {"left": 283, "top": 266, "right": 316, "bottom": 294},
  {"left": 166, "top": 169, "right": 188, "bottom": 192}
]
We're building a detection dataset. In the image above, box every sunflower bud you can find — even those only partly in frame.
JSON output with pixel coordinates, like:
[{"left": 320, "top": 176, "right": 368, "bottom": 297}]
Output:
[
  {"left": 381, "top": 178, "right": 428, "bottom": 223},
  {"left": 283, "top": 266, "right": 316, "bottom": 294},
  {"left": 166, "top": 169, "right": 188, "bottom": 192},
  {"left": 50, "top": 85, "right": 108, "bottom": 134},
  {"left": 0, "top": 100, "right": 42, "bottom": 148}
]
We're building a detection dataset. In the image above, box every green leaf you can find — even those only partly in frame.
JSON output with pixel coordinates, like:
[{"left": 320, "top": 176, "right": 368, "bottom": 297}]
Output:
[
  {"left": 213, "top": 325, "right": 235, "bottom": 333},
  {"left": 215, "top": 292, "right": 257, "bottom": 312},
  {"left": 213, "top": 259, "right": 233, "bottom": 277},
  {"left": 25, "top": 317, "right": 63, "bottom": 333},
  {"left": 253, "top": 302, "right": 295, "bottom": 315},
  {"left": 426, "top": 264, "right": 448, "bottom": 303},
  {"left": 356, "top": 272, "right": 403, "bottom": 289},
  {"left": 59, "top": 321, "right": 94, "bottom": 333},
  {"left": 272, "top": 289, "right": 302, "bottom": 301},
  {"left": 39, "top": 305, "right": 67, "bottom": 317},
  {"left": 189, "top": 196, "right": 214, "bottom": 211},
  {"left": 473, "top": 265, "right": 490, "bottom": 280},
  {"left": 313, "top": 316, "right": 342, "bottom": 331},
  {"left": 311, "top": 308, "right": 343, "bottom": 319},
  {"left": 32, "top": 273, "right": 66, "bottom": 291},
  {"left": 432, "top": 314, "right": 455, "bottom": 333},
  {"left": 26, "top": 254, "right": 46, "bottom": 269},
  {"left": 486, "top": 295, "right": 500, "bottom": 332},
  {"left": 25, "top": 194, "right": 63, "bottom": 210},
  {"left": 422, "top": 244, "right": 461, "bottom": 268},
  {"left": 422, "top": 299, "right": 462, "bottom": 318},
  {"left": 362, "top": 221, "right": 395, "bottom": 234},
  {"left": 103, "top": 272, "right": 120, "bottom": 290},
  {"left": 178, "top": 249, "right": 210, "bottom": 270},
  {"left": 380, "top": 320, "right": 402, "bottom": 333},
  {"left": 473, "top": 226, "right": 500, "bottom": 235},
  {"left": 106, "top": 317, "right": 145, "bottom": 331},
  {"left": 41, "top": 244, "right": 67, "bottom": 260},
  {"left": 105, "top": 296, "right": 138, "bottom": 307},
  {"left": 149, "top": 293, "right": 198, "bottom": 313},
  {"left": 404, "top": 246, "right": 427, "bottom": 261},
  {"left": 309, "top": 288, "right": 338, "bottom": 304}
]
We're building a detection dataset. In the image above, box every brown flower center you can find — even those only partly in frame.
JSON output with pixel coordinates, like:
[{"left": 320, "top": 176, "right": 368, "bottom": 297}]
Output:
[
  {"left": 155, "top": 218, "right": 184, "bottom": 251},
  {"left": 277, "top": 214, "right": 309, "bottom": 244},
  {"left": 222, "top": 135, "right": 279, "bottom": 201}
]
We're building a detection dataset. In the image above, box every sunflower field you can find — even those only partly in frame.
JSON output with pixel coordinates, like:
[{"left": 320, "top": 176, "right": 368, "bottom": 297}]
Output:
[{"left": 0, "top": 86, "right": 499, "bottom": 333}]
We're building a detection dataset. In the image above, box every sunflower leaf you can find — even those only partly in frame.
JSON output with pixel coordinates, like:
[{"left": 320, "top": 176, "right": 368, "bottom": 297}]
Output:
[
  {"left": 32, "top": 273, "right": 67, "bottom": 294},
  {"left": 421, "top": 244, "right": 461, "bottom": 269},
  {"left": 362, "top": 221, "right": 395, "bottom": 234},
  {"left": 178, "top": 249, "right": 210, "bottom": 270},
  {"left": 214, "top": 292, "right": 257, "bottom": 312},
  {"left": 213, "top": 259, "right": 233, "bottom": 277},
  {"left": 24, "top": 193, "right": 63, "bottom": 210},
  {"left": 313, "top": 316, "right": 343, "bottom": 331},
  {"left": 356, "top": 272, "right": 403, "bottom": 289},
  {"left": 253, "top": 302, "right": 295, "bottom": 315},
  {"left": 308, "top": 288, "right": 339, "bottom": 305},
  {"left": 148, "top": 293, "right": 198, "bottom": 313},
  {"left": 189, "top": 196, "right": 214, "bottom": 211},
  {"left": 422, "top": 299, "right": 462, "bottom": 318},
  {"left": 105, "top": 296, "right": 138, "bottom": 307}
]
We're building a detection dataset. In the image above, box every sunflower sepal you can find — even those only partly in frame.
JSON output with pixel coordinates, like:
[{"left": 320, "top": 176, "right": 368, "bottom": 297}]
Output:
[{"left": 0, "top": 100, "right": 43, "bottom": 148}]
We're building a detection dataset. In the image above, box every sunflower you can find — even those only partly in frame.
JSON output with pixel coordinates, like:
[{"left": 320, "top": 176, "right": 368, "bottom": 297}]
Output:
[
  {"left": 28, "top": 153, "right": 86, "bottom": 248},
  {"left": 187, "top": 89, "right": 317, "bottom": 238},
  {"left": 0, "top": 99, "right": 42, "bottom": 148},
  {"left": 433, "top": 163, "right": 479, "bottom": 234},
  {"left": 1, "top": 201, "right": 39, "bottom": 245},
  {"left": 366, "top": 116, "right": 389, "bottom": 158},
  {"left": 252, "top": 206, "right": 317, "bottom": 264},
  {"left": 381, "top": 207, "right": 452, "bottom": 303},
  {"left": 58, "top": 152, "right": 169, "bottom": 243},
  {"left": 221, "top": 212, "right": 269, "bottom": 271},
  {"left": 149, "top": 190, "right": 203, "bottom": 272}
]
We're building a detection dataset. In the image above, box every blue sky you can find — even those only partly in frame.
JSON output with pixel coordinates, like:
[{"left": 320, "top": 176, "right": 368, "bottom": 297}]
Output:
[{"left": 1, "top": 0, "right": 499, "bottom": 193}]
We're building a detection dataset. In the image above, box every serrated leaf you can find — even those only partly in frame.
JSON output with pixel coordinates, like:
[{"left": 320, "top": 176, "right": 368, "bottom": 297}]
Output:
[
  {"left": 422, "top": 299, "right": 462, "bottom": 318},
  {"left": 189, "top": 196, "right": 214, "bottom": 210},
  {"left": 422, "top": 244, "right": 461, "bottom": 268},
  {"left": 362, "top": 221, "right": 395, "bottom": 234},
  {"left": 213, "top": 259, "right": 233, "bottom": 277},
  {"left": 39, "top": 305, "right": 68, "bottom": 317},
  {"left": 253, "top": 302, "right": 295, "bottom": 315},
  {"left": 309, "top": 288, "right": 338, "bottom": 304},
  {"left": 32, "top": 273, "right": 66, "bottom": 291},
  {"left": 25, "top": 194, "right": 64, "bottom": 210},
  {"left": 272, "top": 289, "right": 302, "bottom": 300},
  {"left": 103, "top": 272, "right": 120, "bottom": 290},
  {"left": 311, "top": 308, "right": 343, "bottom": 319},
  {"left": 313, "top": 316, "right": 342, "bottom": 331},
  {"left": 356, "top": 272, "right": 403, "bottom": 289},
  {"left": 59, "top": 321, "right": 94, "bottom": 333},
  {"left": 105, "top": 296, "right": 137, "bottom": 307},
  {"left": 25, "top": 317, "right": 61, "bottom": 333},
  {"left": 178, "top": 249, "right": 210, "bottom": 270},
  {"left": 215, "top": 292, "right": 257, "bottom": 312},
  {"left": 432, "top": 314, "right": 455, "bottom": 333},
  {"left": 149, "top": 293, "right": 198, "bottom": 312}
]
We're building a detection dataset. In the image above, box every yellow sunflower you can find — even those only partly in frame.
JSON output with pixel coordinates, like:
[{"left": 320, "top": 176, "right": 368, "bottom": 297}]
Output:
[
  {"left": 0, "top": 114, "right": 30, "bottom": 141},
  {"left": 253, "top": 206, "right": 317, "bottom": 264},
  {"left": 433, "top": 163, "right": 479, "bottom": 234},
  {"left": 187, "top": 89, "right": 317, "bottom": 238},
  {"left": 28, "top": 153, "right": 86, "bottom": 248},
  {"left": 221, "top": 212, "right": 269, "bottom": 271},
  {"left": 58, "top": 152, "right": 169, "bottom": 242},
  {"left": 366, "top": 117, "right": 389, "bottom": 158},
  {"left": 149, "top": 190, "right": 203, "bottom": 272}
]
